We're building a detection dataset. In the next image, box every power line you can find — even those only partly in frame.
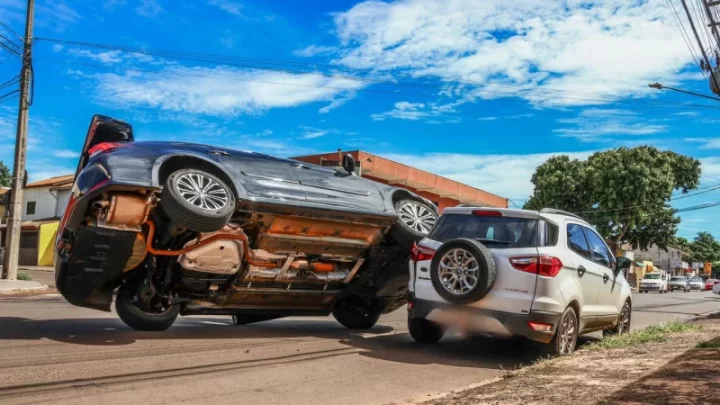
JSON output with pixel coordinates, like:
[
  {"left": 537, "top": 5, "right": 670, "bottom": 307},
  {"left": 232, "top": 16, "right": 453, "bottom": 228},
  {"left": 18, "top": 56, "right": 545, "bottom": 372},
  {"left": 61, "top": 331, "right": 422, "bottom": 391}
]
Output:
[
  {"left": 0, "top": 34, "right": 21, "bottom": 51},
  {"left": 0, "top": 75, "right": 20, "bottom": 91},
  {"left": 578, "top": 185, "right": 720, "bottom": 216},
  {"left": 0, "top": 20, "right": 22, "bottom": 41},
  {"left": 0, "top": 89, "right": 19, "bottom": 103},
  {"left": 666, "top": 0, "right": 705, "bottom": 74},
  {"left": 681, "top": 0, "right": 720, "bottom": 94},
  {"left": 34, "top": 37, "right": 720, "bottom": 110},
  {"left": 0, "top": 40, "right": 20, "bottom": 56}
]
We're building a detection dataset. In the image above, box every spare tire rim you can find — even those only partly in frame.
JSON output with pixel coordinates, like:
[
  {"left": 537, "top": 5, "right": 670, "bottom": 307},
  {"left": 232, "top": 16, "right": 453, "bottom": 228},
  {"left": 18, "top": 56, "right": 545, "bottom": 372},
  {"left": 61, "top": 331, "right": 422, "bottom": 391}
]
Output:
[
  {"left": 438, "top": 248, "right": 480, "bottom": 295},
  {"left": 175, "top": 173, "right": 229, "bottom": 211},
  {"left": 398, "top": 202, "right": 437, "bottom": 234}
]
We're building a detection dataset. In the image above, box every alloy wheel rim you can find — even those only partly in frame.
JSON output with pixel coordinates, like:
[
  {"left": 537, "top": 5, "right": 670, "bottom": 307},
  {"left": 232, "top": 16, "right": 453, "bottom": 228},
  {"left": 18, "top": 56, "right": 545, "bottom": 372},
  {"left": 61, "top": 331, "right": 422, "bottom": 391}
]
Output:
[
  {"left": 558, "top": 313, "right": 577, "bottom": 355},
  {"left": 619, "top": 307, "right": 630, "bottom": 333},
  {"left": 175, "top": 173, "right": 229, "bottom": 211},
  {"left": 438, "top": 248, "right": 479, "bottom": 295},
  {"left": 398, "top": 202, "right": 437, "bottom": 234}
]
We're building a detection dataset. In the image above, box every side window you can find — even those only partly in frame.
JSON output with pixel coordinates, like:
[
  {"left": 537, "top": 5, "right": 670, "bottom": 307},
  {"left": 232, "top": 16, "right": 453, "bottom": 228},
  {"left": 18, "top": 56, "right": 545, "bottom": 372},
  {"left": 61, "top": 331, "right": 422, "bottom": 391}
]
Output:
[
  {"left": 566, "top": 223, "right": 591, "bottom": 259},
  {"left": 582, "top": 227, "right": 612, "bottom": 268}
]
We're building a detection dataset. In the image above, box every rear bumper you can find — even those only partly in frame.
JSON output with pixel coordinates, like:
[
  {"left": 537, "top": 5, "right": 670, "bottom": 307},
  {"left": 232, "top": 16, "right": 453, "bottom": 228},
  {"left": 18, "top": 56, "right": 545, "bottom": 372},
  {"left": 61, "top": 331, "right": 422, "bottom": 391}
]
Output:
[
  {"left": 408, "top": 296, "right": 562, "bottom": 344},
  {"left": 639, "top": 284, "right": 662, "bottom": 291},
  {"left": 669, "top": 285, "right": 687, "bottom": 290}
]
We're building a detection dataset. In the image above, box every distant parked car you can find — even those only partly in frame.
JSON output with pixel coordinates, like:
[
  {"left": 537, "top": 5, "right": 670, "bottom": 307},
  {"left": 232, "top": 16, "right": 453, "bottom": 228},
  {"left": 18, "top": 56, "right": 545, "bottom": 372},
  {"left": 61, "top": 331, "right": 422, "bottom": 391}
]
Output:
[
  {"left": 713, "top": 281, "right": 720, "bottom": 295},
  {"left": 688, "top": 277, "right": 704, "bottom": 291},
  {"left": 668, "top": 276, "right": 690, "bottom": 292},
  {"left": 705, "top": 279, "right": 717, "bottom": 291}
]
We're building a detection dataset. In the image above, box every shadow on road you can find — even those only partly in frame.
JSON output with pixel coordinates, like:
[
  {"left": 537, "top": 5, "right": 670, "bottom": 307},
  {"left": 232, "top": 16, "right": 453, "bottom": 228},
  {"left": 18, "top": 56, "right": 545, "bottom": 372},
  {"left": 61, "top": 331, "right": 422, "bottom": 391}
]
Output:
[
  {"left": 0, "top": 315, "right": 596, "bottom": 371},
  {"left": 605, "top": 337, "right": 720, "bottom": 405}
]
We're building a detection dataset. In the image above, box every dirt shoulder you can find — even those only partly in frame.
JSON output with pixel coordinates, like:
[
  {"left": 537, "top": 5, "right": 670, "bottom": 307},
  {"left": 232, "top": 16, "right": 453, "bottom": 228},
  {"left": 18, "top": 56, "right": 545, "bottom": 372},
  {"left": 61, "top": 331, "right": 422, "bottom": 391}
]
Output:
[{"left": 415, "top": 316, "right": 720, "bottom": 405}]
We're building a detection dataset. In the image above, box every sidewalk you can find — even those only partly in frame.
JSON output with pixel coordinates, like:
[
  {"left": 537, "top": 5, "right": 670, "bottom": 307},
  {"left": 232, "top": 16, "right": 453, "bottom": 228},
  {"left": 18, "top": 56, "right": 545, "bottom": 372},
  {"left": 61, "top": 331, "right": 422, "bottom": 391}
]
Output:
[{"left": 0, "top": 279, "right": 51, "bottom": 295}]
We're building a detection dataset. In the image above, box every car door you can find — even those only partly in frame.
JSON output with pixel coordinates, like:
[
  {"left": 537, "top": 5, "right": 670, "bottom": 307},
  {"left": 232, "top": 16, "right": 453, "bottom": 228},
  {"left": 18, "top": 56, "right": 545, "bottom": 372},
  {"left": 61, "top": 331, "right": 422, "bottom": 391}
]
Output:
[
  {"left": 215, "top": 149, "right": 306, "bottom": 202},
  {"left": 564, "top": 222, "right": 601, "bottom": 325},
  {"left": 291, "top": 161, "right": 386, "bottom": 212},
  {"left": 581, "top": 226, "right": 621, "bottom": 325}
]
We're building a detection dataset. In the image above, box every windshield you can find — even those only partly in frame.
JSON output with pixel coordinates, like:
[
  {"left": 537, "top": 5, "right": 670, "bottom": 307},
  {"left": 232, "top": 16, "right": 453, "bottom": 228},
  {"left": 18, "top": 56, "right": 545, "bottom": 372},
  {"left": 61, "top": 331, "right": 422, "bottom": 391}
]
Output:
[
  {"left": 690, "top": 278, "right": 702, "bottom": 282},
  {"left": 643, "top": 273, "right": 661, "bottom": 280},
  {"left": 670, "top": 277, "right": 685, "bottom": 282},
  {"left": 428, "top": 214, "right": 546, "bottom": 248}
]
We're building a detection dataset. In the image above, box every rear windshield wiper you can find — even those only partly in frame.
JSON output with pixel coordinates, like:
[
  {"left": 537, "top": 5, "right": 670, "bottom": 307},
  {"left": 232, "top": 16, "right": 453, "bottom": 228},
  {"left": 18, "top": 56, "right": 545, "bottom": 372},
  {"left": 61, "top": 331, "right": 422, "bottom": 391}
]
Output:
[{"left": 473, "top": 238, "right": 511, "bottom": 245}]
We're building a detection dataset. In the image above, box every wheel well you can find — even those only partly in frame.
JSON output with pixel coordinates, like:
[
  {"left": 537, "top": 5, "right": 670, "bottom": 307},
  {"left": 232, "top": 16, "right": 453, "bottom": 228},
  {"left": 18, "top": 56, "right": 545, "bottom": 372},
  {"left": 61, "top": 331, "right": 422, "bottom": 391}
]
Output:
[
  {"left": 567, "top": 300, "right": 580, "bottom": 318},
  {"left": 157, "top": 156, "right": 238, "bottom": 197}
]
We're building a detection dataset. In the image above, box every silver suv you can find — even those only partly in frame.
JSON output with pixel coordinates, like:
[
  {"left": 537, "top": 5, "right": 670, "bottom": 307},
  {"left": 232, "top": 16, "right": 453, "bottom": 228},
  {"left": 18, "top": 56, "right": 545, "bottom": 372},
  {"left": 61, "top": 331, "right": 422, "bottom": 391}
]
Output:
[{"left": 407, "top": 207, "right": 633, "bottom": 355}]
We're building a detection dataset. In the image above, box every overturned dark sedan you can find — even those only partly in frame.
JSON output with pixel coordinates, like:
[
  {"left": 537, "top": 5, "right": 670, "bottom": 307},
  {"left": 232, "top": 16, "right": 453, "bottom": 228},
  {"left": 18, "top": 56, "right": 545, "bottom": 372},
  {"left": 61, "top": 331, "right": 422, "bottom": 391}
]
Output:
[{"left": 54, "top": 115, "right": 439, "bottom": 331}]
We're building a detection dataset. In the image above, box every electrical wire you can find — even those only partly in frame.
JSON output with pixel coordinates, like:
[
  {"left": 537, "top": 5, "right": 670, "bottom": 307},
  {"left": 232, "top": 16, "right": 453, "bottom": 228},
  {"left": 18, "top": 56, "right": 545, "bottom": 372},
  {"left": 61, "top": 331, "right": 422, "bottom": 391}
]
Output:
[
  {"left": 0, "top": 75, "right": 19, "bottom": 91},
  {"left": 0, "top": 40, "right": 20, "bottom": 56},
  {"left": 34, "top": 37, "right": 720, "bottom": 110},
  {"left": 0, "top": 34, "right": 20, "bottom": 51},
  {"left": 691, "top": 0, "right": 715, "bottom": 53},
  {"left": 667, "top": 0, "right": 705, "bottom": 74},
  {"left": 0, "top": 20, "right": 21, "bottom": 41},
  {"left": 0, "top": 89, "right": 19, "bottom": 103},
  {"left": 577, "top": 185, "right": 720, "bottom": 217}
]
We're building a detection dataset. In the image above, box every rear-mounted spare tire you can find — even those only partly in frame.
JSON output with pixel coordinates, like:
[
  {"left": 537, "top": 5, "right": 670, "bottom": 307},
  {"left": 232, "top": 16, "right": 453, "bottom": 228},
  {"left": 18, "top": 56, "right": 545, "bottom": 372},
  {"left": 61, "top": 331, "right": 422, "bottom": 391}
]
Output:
[
  {"left": 161, "top": 168, "right": 235, "bottom": 233},
  {"left": 430, "top": 238, "right": 496, "bottom": 305}
]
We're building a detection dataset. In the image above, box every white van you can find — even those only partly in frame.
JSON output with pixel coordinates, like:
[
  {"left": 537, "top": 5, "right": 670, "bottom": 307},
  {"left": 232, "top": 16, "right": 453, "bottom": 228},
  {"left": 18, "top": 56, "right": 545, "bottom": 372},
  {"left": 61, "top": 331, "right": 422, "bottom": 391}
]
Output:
[{"left": 639, "top": 270, "right": 669, "bottom": 293}]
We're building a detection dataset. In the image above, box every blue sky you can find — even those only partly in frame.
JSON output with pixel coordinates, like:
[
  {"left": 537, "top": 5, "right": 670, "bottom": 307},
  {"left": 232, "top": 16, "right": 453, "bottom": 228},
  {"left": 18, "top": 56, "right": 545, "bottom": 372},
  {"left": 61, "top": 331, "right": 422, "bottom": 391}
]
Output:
[{"left": 0, "top": 0, "right": 719, "bottom": 240}]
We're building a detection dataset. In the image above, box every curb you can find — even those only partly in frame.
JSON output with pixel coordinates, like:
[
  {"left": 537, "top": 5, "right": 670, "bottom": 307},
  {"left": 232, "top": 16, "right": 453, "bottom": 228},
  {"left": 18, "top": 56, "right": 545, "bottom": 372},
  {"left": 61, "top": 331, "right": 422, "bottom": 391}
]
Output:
[{"left": 0, "top": 284, "right": 52, "bottom": 296}]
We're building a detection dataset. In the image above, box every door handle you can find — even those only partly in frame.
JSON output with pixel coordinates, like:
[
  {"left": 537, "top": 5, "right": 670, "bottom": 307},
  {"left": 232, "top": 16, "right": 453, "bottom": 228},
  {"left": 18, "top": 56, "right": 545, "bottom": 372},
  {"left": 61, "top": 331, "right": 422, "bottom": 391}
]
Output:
[
  {"left": 577, "top": 265, "right": 586, "bottom": 277},
  {"left": 603, "top": 274, "right": 610, "bottom": 283},
  {"left": 209, "top": 150, "right": 228, "bottom": 156}
]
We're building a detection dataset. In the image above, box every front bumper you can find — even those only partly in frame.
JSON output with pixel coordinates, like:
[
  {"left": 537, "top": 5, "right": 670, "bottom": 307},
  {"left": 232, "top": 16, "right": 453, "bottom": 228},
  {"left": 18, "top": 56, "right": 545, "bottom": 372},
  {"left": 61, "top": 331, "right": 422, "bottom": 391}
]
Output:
[
  {"left": 668, "top": 284, "right": 687, "bottom": 290},
  {"left": 408, "top": 296, "right": 562, "bottom": 344},
  {"left": 639, "top": 284, "right": 662, "bottom": 291}
]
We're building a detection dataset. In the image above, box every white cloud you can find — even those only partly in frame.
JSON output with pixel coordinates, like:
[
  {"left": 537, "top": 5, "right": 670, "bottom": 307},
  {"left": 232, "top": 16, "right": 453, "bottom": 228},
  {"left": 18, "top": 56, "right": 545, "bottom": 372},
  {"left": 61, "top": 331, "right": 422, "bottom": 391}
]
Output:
[
  {"left": 293, "top": 45, "right": 338, "bottom": 57},
  {"left": 220, "top": 32, "right": 238, "bottom": 49},
  {"left": 299, "top": 125, "right": 339, "bottom": 139},
  {"left": 370, "top": 100, "right": 463, "bottom": 122},
  {"left": 52, "top": 149, "right": 78, "bottom": 158},
  {"left": 674, "top": 111, "right": 699, "bottom": 117},
  {"left": 87, "top": 66, "right": 367, "bottom": 116},
  {"left": 330, "top": 0, "right": 701, "bottom": 107},
  {"left": 554, "top": 108, "right": 667, "bottom": 141},
  {"left": 52, "top": 44, "right": 64, "bottom": 53},
  {"left": 209, "top": 0, "right": 244, "bottom": 16},
  {"left": 687, "top": 138, "right": 720, "bottom": 150},
  {"left": 319, "top": 93, "right": 355, "bottom": 114},
  {"left": 478, "top": 116, "right": 498, "bottom": 121},
  {"left": 378, "top": 150, "right": 593, "bottom": 200},
  {"left": 68, "top": 49, "right": 123, "bottom": 64},
  {"left": 135, "top": 0, "right": 164, "bottom": 17},
  {"left": 103, "top": 0, "right": 127, "bottom": 10}
]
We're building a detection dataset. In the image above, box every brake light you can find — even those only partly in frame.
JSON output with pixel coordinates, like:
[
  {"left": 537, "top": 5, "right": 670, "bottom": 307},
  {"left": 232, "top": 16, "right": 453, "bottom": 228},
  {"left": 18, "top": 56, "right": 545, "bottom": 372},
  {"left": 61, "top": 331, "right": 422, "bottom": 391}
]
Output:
[
  {"left": 410, "top": 242, "right": 436, "bottom": 262},
  {"left": 527, "top": 321, "right": 553, "bottom": 332},
  {"left": 510, "top": 256, "right": 563, "bottom": 277},
  {"left": 88, "top": 142, "right": 121, "bottom": 157},
  {"left": 472, "top": 210, "right": 502, "bottom": 216}
]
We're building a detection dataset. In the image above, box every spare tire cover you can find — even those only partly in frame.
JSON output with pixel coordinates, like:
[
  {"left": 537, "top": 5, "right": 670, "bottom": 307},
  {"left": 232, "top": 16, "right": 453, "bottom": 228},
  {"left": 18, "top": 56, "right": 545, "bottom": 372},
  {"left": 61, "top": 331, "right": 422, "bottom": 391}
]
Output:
[{"left": 430, "top": 238, "right": 497, "bottom": 305}]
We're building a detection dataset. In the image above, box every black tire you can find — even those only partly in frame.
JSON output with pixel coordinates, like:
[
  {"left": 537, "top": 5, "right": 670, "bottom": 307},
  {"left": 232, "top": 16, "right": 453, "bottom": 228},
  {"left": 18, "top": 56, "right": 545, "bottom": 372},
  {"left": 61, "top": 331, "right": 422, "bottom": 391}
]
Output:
[
  {"left": 115, "top": 280, "right": 179, "bottom": 331},
  {"left": 160, "top": 168, "right": 235, "bottom": 233},
  {"left": 430, "top": 238, "right": 496, "bottom": 305},
  {"left": 544, "top": 306, "right": 578, "bottom": 356},
  {"left": 603, "top": 301, "right": 631, "bottom": 337},
  {"left": 231, "top": 315, "right": 283, "bottom": 325},
  {"left": 390, "top": 198, "right": 439, "bottom": 247},
  {"left": 332, "top": 296, "right": 382, "bottom": 330},
  {"left": 408, "top": 316, "right": 445, "bottom": 344}
]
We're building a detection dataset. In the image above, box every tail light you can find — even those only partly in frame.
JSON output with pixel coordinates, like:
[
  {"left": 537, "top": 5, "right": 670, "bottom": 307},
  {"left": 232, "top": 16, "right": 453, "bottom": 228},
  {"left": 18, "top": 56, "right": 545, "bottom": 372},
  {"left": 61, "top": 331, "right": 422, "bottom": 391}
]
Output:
[
  {"left": 411, "top": 242, "right": 436, "bottom": 262},
  {"left": 527, "top": 321, "right": 553, "bottom": 332},
  {"left": 88, "top": 142, "right": 122, "bottom": 157},
  {"left": 510, "top": 256, "right": 563, "bottom": 277}
]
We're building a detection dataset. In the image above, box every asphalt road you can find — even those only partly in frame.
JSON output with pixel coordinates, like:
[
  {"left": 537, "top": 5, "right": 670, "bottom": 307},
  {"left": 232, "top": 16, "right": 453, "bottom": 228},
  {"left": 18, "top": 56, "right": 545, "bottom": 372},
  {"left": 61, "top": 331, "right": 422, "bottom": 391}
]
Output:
[{"left": 0, "top": 291, "right": 718, "bottom": 405}]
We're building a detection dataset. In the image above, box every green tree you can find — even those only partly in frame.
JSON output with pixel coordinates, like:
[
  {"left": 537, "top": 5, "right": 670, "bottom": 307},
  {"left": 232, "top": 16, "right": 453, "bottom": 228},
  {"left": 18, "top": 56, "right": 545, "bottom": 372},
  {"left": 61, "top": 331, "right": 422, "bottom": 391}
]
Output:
[
  {"left": 0, "top": 161, "right": 10, "bottom": 187},
  {"left": 690, "top": 231, "right": 720, "bottom": 263},
  {"left": 524, "top": 146, "right": 701, "bottom": 253}
]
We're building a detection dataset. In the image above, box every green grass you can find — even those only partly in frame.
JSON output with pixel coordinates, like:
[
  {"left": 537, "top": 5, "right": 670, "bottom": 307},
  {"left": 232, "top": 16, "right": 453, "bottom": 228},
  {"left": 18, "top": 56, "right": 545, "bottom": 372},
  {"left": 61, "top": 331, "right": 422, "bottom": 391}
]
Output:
[
  {"left": 16, "top": 272, "right": 32, "bottom": 281},
  {"left": 589, "top": 322, "right": 702, "bottom": 350}
]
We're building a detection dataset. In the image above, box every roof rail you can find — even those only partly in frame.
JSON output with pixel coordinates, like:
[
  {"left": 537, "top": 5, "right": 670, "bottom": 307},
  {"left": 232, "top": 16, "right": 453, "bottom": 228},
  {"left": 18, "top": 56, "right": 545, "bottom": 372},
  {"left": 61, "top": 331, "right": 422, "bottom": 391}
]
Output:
[{"left": 540, "top": 208, "right": 584, "bottom": 220}]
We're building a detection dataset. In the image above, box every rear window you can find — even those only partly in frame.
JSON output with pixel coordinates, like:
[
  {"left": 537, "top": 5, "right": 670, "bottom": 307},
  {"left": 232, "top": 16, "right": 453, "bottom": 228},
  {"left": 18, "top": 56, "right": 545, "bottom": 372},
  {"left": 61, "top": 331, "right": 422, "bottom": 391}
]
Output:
[
  {"left": 428, "top": 214, "right": 557, "bottom": 248},
  {"left": 670, "top": 277, "right": 685, "bottom": 281},
  {"left": 643, "top": 273, "right": 661, "bottom": 279}
]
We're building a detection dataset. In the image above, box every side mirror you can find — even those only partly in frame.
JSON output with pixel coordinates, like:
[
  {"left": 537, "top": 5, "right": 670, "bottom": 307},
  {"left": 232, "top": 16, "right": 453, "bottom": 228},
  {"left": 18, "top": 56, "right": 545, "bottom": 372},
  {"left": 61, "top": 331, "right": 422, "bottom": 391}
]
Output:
[{"left": 342, "top": 153, "right": 356, "bottom": 175}]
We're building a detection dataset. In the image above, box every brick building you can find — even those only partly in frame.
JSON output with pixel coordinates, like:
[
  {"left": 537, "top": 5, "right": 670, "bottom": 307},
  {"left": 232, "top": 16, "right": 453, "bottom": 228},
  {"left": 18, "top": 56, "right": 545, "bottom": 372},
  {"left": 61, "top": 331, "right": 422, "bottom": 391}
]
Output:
[{"left": 292, "top": 150, "right": 507, "bottom": 211}]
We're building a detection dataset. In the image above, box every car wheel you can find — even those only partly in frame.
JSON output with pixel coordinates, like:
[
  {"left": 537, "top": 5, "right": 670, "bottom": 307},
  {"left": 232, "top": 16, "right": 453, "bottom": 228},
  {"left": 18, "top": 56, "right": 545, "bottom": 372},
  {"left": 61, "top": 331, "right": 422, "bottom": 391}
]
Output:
[
  {"left": 332, "top": 296, "right": 382, "bottom": 330},
  {"left": 408, "top": 316, "right": 445, "bottom": 344},
  {"left": 390, "top": 199, "right": 439, "bottom": 247},
  {"left": 161, "top": 168, "right": 235, "bottom": 233},
  {"left": 430, "top": 238, "right": 496, "bottom": 305},
  {"left": 544, "top": 306, "right": 578, "bottom": 356},
  {"left": 603, "top": 302, "right": 631, "bottom": 337},
  {"left": 115, "top": 279, "right": 179, "bottom": 331}
]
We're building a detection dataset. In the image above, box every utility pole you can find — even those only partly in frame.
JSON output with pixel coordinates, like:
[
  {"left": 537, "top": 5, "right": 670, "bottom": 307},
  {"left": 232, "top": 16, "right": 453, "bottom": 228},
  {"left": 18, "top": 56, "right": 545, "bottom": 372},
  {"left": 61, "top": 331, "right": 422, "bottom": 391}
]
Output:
[{"left": 2, "top": 0, "right": 34, "bottom": 280}]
